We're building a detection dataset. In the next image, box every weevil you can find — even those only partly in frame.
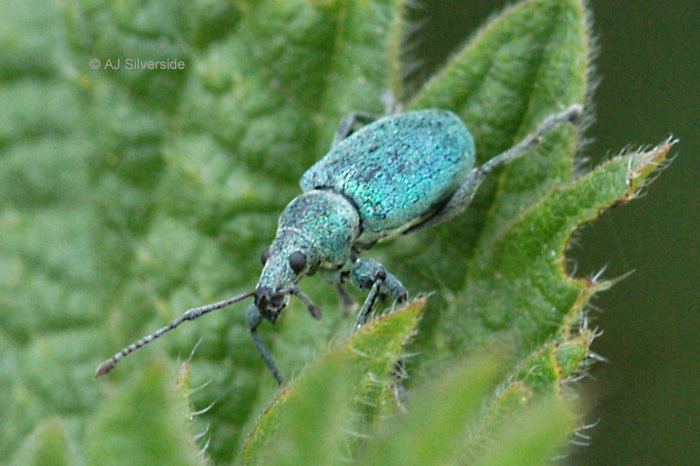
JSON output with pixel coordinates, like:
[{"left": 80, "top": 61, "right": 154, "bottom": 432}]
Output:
[{"left": 96, "top": 104, "right": 582, "bottom": 384}]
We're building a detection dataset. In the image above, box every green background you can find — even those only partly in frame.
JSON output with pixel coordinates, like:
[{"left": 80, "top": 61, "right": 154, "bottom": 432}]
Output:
[
  {"left": 412, "top": 1, "right": 698, "bottom": 465},
  {"left": 1, "top": 1, "right": 696, "bottom": 464}
]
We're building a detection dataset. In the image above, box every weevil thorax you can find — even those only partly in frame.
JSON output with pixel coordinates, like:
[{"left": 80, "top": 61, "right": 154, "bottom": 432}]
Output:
[{"left": 256, "top": 189, "right": 361, "bottom": 321}]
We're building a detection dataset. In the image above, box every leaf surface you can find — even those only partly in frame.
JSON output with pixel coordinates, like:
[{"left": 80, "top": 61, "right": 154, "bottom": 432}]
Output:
[
  {"left": 0, "top": 0, "right": 674, "bottom": 464},
  {"left": 243, "top": 299, "right": 425, "bottom": 465}
]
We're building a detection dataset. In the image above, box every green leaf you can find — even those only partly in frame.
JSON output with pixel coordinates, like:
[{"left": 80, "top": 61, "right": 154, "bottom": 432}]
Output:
[
  {"left": 436, "top": 141, "right": 675, "bottom": 365},
  {"left": 85, "top": 358, "right": 204, "bottom": 466},
  {"left": 357, "top": 351, "right": 507, "bottom": 466},
  {"left": 0, "top": 0, "right": 675, "bottom": 464},
  {"left": 472, "top": 397, "right": 576, "bottom": 466},
  {"left": 243, "top": 299, "right": 426, "bottom": 464},
  {"left": 178, "top": 0, "right": 399, "bottom": 180},
  {"left": 356, "top": 351, "right": 576, "bottom": 466},
  {"left": 9, "top": 418, "right": 74, "bottom": 466},
  {"left": 245, "top": 362, "right": 351, "bottom": 466}
]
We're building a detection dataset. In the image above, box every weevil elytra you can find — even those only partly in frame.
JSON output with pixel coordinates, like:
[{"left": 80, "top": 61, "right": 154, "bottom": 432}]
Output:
[{"left": 96, "top": 104, "right": 582, "bottom": 384}]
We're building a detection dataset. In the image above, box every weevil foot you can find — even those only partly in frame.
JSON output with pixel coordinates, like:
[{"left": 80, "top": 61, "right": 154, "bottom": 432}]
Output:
[{"left": 351, "top": 258, "right": 409, "bottom": 329}]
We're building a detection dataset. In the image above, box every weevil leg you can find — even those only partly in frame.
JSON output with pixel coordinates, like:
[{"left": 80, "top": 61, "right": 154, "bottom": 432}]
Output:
[
  {"left": 247, "top": 304, "right": 285, "bottom": 385},
  {"left": 354, "top": 278, "right": 384, "bottom": 330},
  {"left": 336, "top": 281, "right": 358, "bottom": 316},
  {"left": 332, "top": 92, "right": 402, "bottom": 146},
  {"left": 332, "top": 112, "right": 379, "bottom": 146},
  {"left": 409, "top": 166, "right": 486, "bottom": 232},
  {"left": 390, "top": 359, "right": 408, "bottom": 410},
  {"left": 380, "top": 90, "right": 402, "bottom": 115},
  {"left": 411, "top": 105, "right": 583, "bottom": 231},
  {"left": 351, "top": 258, "right": 408, "bottom": 330}
]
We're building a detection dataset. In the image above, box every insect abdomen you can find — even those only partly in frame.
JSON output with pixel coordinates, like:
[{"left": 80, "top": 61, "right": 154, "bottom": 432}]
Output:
[{"left": 301, "top": 110, "right": 475, "bottom": 242}]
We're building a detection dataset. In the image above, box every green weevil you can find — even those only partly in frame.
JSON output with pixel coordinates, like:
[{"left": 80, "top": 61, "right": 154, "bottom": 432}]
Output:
[{"left": 96, "top": 104, "right": 582, "bottom": 384}]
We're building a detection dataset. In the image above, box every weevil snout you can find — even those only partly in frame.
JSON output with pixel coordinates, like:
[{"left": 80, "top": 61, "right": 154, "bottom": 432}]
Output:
[
  {"left": 255, "top": 245, "right": 300, "bottom": 321},
  {"left": 254, "top": 286, "right": 289, "bottom": 321},
  {"left": 254, "top": 286, "right": 274, "bottom": 308}
]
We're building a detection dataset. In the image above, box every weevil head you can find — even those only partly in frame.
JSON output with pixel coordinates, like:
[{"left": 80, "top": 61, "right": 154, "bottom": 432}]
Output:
[
  {"left": 255, "top": 230, "right": 318, "bottom": 321},
  {"left": 255, "top": 190, "right": 361, "bottom": 322}
]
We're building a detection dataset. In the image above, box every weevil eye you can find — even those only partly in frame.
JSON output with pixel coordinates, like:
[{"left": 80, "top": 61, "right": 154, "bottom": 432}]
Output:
[
  {"left": 288, "top": 251, "right": 307, "bottom": 274},
  {"left": 260, "top": 247, "right": 270, "bottom": 266}
]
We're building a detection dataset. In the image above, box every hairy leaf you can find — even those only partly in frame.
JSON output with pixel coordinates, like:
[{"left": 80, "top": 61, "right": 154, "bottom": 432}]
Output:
[
  {"left": 9, "top": 418, "right": 74, "bottom": 466},
  {"left": 85, "top": 359, "right": 204, "bottom": 466},
  {"left": 356, "top": 352, "right": 576, "bottom": 466},
  {"left": 357, "top": 351, "right": 507, "bottom": 466},
  {"left": 472, "top": 397, "right": 576, "bottom": 466},
  {"left": 0, "top": 0, "right": 674, "bottom": 464},
  {"left": 244, "top": 299, "right": 425, "bottom": 465}
]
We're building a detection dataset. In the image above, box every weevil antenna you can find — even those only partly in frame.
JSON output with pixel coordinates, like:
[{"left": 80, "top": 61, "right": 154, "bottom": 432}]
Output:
[{"left": 95, "top": 290, "right": 255, "bottom": 378}]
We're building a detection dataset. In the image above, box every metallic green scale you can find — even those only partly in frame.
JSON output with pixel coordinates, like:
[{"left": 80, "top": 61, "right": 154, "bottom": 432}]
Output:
[{"left": 301, "top": 110, "right": 475, "bottom": 244}]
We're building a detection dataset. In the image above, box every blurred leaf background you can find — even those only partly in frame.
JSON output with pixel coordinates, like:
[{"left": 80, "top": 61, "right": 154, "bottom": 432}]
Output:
[{"left": 0, "top": 0, "right": 695, "bottom": 465}]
